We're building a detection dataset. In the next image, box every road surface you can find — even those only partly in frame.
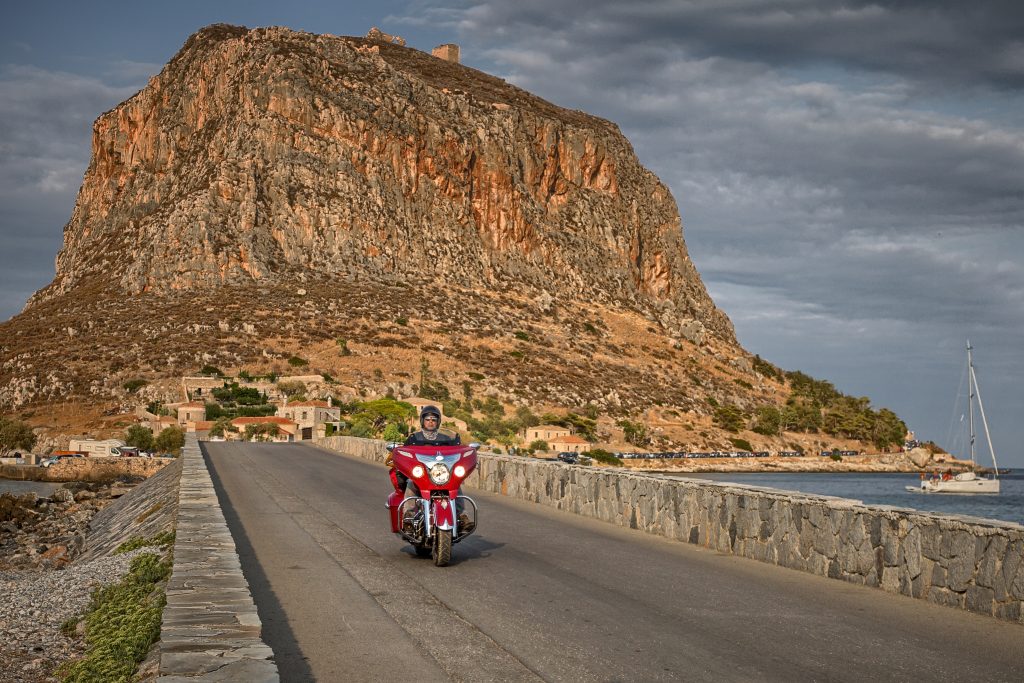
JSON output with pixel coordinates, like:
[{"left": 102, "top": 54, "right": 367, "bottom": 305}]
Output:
[{"left": 203, "top": 442, "right": 1024, "bottom": 682}]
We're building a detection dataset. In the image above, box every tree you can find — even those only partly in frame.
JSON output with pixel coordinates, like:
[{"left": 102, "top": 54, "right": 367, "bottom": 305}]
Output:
[
  {"left": 752, "top": 405, "right": 782, "bottom": 436},
  {"left": 0, "top": 417, "right": 36, "bottom": 455},
  {"left": 528, "top": 439, "right": 549, "bottom": 452},
  {"left": 209, "top": 417, "right": 233, "bottom": 438},
  {"left": 515, "top": 406, "right": 540, "bottom": 429},
  {"left": 712, "top": 404, "right": 746, "bottom": 433},
  {"left": 617, "top": 419, "right": 648, "bottom": 446},
  {"left": 199, "top": 365, "right": 223, "bottom": 377},
  {"left": 244, "top": 423, "right": 279, "bottom": 442},
  {"left": 382, "top": 423, "right": 404, "bottom": 442},
  {"left": 124, "top": 425, "right": 154, "bottom": 450},
  {"left": 154, "top": 426, "right": 185, "bottom": 453}
]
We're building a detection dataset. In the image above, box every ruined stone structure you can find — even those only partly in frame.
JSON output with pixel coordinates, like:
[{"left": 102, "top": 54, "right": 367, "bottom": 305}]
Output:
[
  {"left": 365, "top": 26, "right": 405, "bottom": 46},
  {"left": 431, "top": 43, "right": 460, "bottom": 63}
]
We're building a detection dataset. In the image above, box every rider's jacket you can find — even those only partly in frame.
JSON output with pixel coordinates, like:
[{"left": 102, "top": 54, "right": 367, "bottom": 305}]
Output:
[{"left": 403, "top": 429, "right": 461, "bottom": 446}]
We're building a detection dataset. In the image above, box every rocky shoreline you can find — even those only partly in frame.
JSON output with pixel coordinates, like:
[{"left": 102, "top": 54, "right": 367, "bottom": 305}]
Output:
[
  {"left": 620, "top": 452, "right": 976, "bottom": 474},
  {"left": 0, "top": 474, "right": 170, "bottom": 683}
]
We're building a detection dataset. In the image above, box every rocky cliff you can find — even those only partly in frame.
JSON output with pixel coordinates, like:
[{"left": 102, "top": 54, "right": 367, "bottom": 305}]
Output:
[{"left": 29, "top": 24, "right": 732, "bottom": 343}]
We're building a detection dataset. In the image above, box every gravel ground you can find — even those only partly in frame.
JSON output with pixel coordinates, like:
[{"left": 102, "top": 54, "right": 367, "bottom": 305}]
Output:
[{"left": 0, "top": 548, "right": 150, "bottom": 683}]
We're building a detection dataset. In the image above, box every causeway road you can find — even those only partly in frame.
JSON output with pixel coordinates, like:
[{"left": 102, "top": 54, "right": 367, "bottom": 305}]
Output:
[{"left": 203, "top": 442, "right": 1024, "bottom": 682}]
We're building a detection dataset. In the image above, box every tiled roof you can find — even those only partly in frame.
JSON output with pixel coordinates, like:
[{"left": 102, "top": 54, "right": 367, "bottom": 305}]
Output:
[
  {"left": 231, "top": 417, "right": 297, "bottom": 426},
  {"left": 549, "top": 435, "right": 589, "bottom": 444}
]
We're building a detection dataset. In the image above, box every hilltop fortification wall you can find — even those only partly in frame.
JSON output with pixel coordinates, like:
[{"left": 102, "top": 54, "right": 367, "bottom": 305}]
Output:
[{"left": 316, "top": 435, "right": 1024, "bottom": 624}]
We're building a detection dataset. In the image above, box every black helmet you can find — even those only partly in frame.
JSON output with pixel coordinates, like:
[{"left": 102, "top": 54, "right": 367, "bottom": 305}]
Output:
[{"left": 420, "top": 405, "right": 442, "bottom": 429}]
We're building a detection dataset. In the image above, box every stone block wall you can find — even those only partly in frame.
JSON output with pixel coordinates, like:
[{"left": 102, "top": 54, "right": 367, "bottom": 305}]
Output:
[
  {"left": 316, "top": 436, "right": 1024, "bottom": 624},
  {"left": 0, "top": 457, "right": 172, "bottom": 482}
]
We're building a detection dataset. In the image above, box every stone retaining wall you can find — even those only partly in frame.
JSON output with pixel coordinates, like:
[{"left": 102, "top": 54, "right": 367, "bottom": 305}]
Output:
[
  {"left": 78, "top": 457, "right": 182, "bottom": 562},
  {"left": 158, "top": 434, "right": 278, "bottom": 681},
  {"left": 316, "top": 436, "right": 1024, "bottom": 624},
  {"left": 1, "top": 457, "right": 171, "bottom": 482}
]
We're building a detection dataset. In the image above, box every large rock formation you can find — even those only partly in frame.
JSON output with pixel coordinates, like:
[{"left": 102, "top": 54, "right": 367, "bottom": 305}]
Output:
[
  {"left": 29, "top": 24, "right": 733, "bottom": 343},
  {"left": 2, "top": 24, "right": 840, "bottom": 454}
]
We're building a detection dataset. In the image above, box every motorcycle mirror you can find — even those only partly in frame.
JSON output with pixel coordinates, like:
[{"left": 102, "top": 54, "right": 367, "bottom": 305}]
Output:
[
  {"left": 385, "top": 442, "right": 399, "bottom": 452},
  {"left": 468, "top": 442, "right": 481, "bottom": 449}
]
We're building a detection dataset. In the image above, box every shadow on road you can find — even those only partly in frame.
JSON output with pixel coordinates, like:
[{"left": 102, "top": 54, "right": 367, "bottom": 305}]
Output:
[
  {"left": 202, "top": 444, "right": 315, "bottom": 683},
  {"left": 398, "top": 535, "right": 505, "bottom": 566}
]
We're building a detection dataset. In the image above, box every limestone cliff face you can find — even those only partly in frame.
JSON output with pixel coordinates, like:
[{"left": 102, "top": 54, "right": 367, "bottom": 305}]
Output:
[{"left": 29, "top": 24, "right": 734, "bottom": 343}]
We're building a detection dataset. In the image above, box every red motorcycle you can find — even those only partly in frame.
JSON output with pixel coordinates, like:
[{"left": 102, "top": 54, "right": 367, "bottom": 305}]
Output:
[{"left": 385, "top": 443, "right": 479, "bottom": 566}]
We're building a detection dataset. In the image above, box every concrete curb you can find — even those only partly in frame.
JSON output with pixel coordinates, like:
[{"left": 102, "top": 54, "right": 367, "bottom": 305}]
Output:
[{"left": 157, "top": 435, "right": 279, "bottom": 682}]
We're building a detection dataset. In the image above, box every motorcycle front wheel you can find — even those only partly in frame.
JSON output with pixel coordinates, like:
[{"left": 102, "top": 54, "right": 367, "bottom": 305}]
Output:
[{"left": 433, "top": 529, "right": 452, "bottom": 566}]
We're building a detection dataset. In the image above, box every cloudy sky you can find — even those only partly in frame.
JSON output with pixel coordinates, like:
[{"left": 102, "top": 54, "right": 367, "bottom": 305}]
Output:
[{"left": 2, "top": 1, "right": 1023, "bottom": 466}]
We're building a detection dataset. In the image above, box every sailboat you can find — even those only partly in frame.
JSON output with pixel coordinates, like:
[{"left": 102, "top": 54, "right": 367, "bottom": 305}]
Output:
[{"left": 906, "top": 341, "right": 1000, "bottom": 494}]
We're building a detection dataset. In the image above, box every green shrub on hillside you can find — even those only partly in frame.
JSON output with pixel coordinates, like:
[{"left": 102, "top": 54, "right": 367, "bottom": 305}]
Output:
[
  {"left": 587, "top": 449, "right": 622, "bottom": 466},
  {"left": 729, "top": 438, "right": 753, "bottom": 452},
  {"left": 122, "top": 378, "right": 148, "bottom": 393}
]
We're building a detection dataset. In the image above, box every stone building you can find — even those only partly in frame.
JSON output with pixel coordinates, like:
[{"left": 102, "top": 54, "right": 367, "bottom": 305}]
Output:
[
  {"left": 432, "top": 44, "right": 460, "bottom": 63},
  {"left": 177, "top": 402, "right": 207, "bottom": 426},
  {"left": 548, "top": 435, "right": 591, "bottom": 454},
  {"left": 276, "top": 400, "right": 342, "bottom": 440},
  {"left": 523, "top": 425, "right": 573, "bottom": 442}
]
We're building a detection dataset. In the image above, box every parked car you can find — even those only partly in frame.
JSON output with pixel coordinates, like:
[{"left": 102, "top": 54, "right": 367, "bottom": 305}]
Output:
[
  {"left": 38, "top": 457, "right": 60, "bottom": 468},
  {"left": 557, "top": 452, "right": 579, "bottom": 464}
]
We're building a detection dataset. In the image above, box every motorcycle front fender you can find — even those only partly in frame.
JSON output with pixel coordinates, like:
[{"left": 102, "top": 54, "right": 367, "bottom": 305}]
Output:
[{"left": 432, "top": 497, "right": 454, "bottom": 530}]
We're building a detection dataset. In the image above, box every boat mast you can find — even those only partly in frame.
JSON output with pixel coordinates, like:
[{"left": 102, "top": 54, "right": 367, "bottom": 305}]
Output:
[
  {"left": 967, "top": 341, "right": 976, "bottom": 468},
  {"left": 967, "top": 340, "right": 1000, "bottom": 478}
]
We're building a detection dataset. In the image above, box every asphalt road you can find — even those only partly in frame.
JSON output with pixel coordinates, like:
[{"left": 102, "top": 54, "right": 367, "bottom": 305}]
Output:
[{"left": 203, "top": 442, "right": 1024, "bottom": 682}]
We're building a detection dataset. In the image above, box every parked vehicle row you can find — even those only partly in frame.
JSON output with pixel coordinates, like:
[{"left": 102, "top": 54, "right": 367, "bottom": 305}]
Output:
[{"left": 618, "top": 451, "right": 774, "bottom": 459}]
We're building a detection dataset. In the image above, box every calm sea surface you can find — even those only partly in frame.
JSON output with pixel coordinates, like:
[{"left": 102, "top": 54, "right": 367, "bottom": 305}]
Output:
[
  {"left": 676, "top": 472, "right": 1024, "bottom": 527},
  {"left": 0, "top": 480, "right": 63, "bottom": 497}
]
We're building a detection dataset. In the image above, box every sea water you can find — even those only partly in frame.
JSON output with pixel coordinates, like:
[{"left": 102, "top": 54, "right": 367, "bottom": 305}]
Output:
[
  {"left": 0, "top": 480, "right": 64, "bottom": 497},
  {"left": 677, "top": 472, "right": 1024, "bottom": 527}
]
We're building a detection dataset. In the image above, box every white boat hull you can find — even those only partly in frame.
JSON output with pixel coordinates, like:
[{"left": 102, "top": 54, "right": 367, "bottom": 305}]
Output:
[{"left": 905, "top": 472, "right": 1000, "bottom": 494}]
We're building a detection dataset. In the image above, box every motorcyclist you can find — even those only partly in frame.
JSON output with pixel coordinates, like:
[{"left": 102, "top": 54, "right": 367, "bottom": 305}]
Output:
[
  {"left": 390, "top": 405, "right": 473, "bottom": 532},
  {"left": 404, "top": 405, "right": 460, "bottom": 446}
]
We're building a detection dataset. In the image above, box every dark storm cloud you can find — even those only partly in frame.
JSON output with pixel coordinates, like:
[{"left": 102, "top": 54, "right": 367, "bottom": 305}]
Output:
[
  {"left": 447, "top": 0, "right": 1024, "bottom": 92},
  {"left": 0, "top": 65, "right": 141, "bottom": 319}
]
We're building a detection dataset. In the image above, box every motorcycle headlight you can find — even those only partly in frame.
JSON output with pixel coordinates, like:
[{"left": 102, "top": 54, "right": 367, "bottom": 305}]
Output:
[
  {"left": 411, "top": 465, "right": 425, "bottom": 479},
  {"left": 429, "top": 462, "right": 450, "bottom": 485},
  {"left": 453, "top": 465, "right": 466, "bottom": 478}
]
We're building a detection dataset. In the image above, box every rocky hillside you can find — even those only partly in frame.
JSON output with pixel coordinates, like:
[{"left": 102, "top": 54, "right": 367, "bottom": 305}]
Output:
[{"left": 0, "top": 25, "right": 899, "bottom": 454}]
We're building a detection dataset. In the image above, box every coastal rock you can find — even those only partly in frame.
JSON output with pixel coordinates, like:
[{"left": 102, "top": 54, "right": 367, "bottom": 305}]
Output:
[
  {"left": 50, "top": 488, "right": 73, "bottom": 504},
  {"left": 906, "top": 448, "right": 932, "bottom": 468}
]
